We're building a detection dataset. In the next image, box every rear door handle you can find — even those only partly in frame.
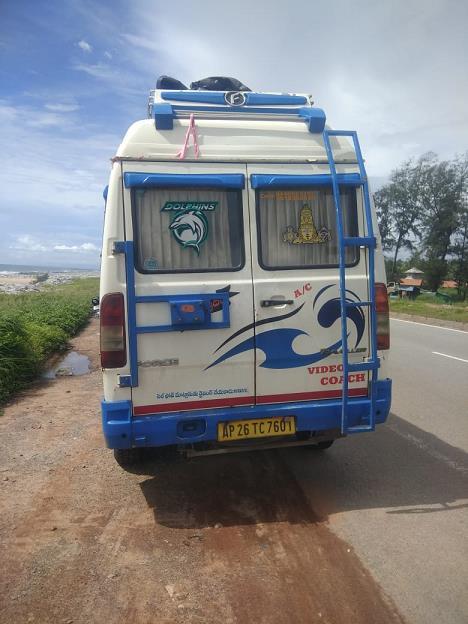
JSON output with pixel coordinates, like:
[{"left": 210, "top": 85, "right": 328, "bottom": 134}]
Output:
[{"left": 260, "top": 299, "right": 294, "bottom": 307}]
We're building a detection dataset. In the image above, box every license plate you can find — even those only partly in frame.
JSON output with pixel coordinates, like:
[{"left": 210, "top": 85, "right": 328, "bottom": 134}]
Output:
[{"left": 217, "top": 416, "right": 296, "bottom": 442}]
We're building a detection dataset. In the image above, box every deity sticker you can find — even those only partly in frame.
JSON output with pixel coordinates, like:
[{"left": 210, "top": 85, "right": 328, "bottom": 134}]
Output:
[
  {"left": 162, "top": 200, "right": 217, "bottom": 254},
  {"left": 282, "top": 204, "right": 331, "bottom": 245}
]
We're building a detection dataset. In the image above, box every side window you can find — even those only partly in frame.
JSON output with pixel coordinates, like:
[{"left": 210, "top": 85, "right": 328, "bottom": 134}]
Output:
[
  {"left": 132, "top": 187, "right": 245, "bottom": 273},
  {"left": 256, "top": 188, "right": 359, "bottom": 270}
]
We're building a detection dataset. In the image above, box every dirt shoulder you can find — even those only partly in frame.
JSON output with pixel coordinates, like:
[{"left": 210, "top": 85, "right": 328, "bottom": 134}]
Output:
[
  {"left": 0, "top": 318, "right": 404, "bottom": 624},
  {"left": 391, "top": 311, "right": 468, "bottom": 332}
]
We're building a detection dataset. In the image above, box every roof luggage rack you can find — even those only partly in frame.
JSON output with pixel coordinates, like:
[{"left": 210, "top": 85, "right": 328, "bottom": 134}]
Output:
[{"left": 147, "top": 89, "right": 326, "bottom": 133}]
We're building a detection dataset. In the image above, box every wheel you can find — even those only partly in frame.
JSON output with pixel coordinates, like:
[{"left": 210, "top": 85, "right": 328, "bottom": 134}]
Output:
[
  {"left": 113, "top": 447, "right": 142, "bottom": 468},
  {"left": 311, "top": 440, "right": 335, "bottom": 450}
]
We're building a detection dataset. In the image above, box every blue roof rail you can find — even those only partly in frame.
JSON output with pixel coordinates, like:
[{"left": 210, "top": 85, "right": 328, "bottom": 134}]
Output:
[
  {"left": 151, "top": 91, "right": 326, "bottom": 133},
  {"left": 299, "top": 107, "right": 326, "bottom": 133},
  {"left": 153, "top": 103, "right": 174, "bottom": 130}
]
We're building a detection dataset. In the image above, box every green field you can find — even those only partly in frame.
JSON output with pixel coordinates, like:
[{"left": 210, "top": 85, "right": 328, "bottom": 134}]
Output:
[
  {"left": 390, "top": 291, "right": 468, "bottom": 323},
  {"left": 0, "top": 278, "right": 99, "bottom": 404}
]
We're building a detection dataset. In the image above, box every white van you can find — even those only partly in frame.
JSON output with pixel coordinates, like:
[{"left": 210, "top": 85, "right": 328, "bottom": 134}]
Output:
[{"left": 100, "top": 82, "right": 391, "bottom": 467}]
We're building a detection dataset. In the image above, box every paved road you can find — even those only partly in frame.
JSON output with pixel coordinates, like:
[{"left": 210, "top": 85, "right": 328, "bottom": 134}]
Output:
[{"left": 288, "top": 318, "right": 468, "bottom": 624}]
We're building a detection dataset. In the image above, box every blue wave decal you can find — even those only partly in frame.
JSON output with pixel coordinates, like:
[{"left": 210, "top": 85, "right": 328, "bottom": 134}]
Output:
[
  {"left": 316, "top": 297, "right": 365, "bottom": 347},
  {"left": 207, "top": 329, "right": 343, "bottom": 370},
  {"left": 207, "top": 284, "right": 366, "bottom": 370}
]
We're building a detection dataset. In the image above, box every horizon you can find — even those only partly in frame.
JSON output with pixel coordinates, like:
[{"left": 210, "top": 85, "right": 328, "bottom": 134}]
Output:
[{"left": 0, "top": 262, "right": 99, "bottom": 272}]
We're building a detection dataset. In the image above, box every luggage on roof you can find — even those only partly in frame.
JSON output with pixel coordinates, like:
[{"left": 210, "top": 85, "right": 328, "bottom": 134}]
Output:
[
  {"left": 189, "top": 76, "right": 251, "bottom": 91},
  {"left": 156, "top": 75, "right": 188, "bottom": 90},
  {"left": 156, "top": 76, "right": 251, "bottom": 92}
]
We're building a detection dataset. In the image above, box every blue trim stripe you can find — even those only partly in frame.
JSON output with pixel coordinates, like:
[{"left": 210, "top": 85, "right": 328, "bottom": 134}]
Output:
[
  {"left": 250, "top": 173, "right": 363, "bottom": 189},
  {"left": 101, "top": 379, "right": 392, "bottom": 449},
  {"left": 124, "top": 172, "right": 245, "bottom": 189},
  {"left": 161, "top": 91, "right": 308, "bottom": 106}
]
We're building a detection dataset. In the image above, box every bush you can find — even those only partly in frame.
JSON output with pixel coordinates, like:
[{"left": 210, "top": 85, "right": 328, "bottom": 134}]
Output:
[
  {"left": 0, "top": 316, "right": 40, "bottom": 403},
  {"left": 0, "top": 278, "right": 99, "bottom": 404}
]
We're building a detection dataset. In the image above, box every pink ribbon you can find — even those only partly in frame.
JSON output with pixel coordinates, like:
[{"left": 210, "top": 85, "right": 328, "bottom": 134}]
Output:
[{"left": 177, "top": 114, "right": 200, "bottom": 159}]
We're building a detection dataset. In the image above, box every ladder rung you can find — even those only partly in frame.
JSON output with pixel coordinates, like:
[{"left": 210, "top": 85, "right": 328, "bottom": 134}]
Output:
[
  {"left": 346, "top": 300, "right": 371, "bottom": 308},
  {"left": 347, "top": 361, "right": 379, "bottom": 372},
  {"left": 342, "top": 236, "right": 376, "bottom": 248}
]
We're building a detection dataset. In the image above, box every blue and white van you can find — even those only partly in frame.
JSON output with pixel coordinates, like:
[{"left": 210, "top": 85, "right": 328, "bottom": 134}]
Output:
[{"left": 99, "top": 82, "right": 391, "bottom": 466}]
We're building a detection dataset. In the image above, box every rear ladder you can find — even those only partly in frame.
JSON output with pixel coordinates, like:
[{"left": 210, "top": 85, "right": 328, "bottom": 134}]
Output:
[{"left": 322, "top": 130, "right": 379, "bottom": 434}]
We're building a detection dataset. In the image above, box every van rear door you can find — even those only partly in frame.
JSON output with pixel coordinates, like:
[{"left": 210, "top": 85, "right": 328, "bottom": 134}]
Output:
[
  {"left": 246, "top": 165, "right": 370, "bottom": 404},
  {"left": 122, "top": 162, "right": 255, "bottom": 416}
]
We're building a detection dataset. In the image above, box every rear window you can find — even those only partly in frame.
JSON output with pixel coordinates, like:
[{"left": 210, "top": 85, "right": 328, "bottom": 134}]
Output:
[
  {"left": 132, "top": 187, "right": 244, "bottom": 273},
  {"left": 256, "top": 188, "right": 359, "bottom": 270}
]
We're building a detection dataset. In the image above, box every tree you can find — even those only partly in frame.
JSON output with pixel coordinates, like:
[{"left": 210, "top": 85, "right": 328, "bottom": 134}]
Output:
[
  {"left": 418, "top": 153, "right": 467, "bottom": 291},
  {"left": 451, "top": 156, "right": 468, "bottom": 299},
  {"left": 374, "top": 158, "right": 424, "bottom": 281}
]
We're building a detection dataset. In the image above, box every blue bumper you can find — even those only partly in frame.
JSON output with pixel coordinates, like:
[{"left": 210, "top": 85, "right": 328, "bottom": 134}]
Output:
[{"left": 102, "top": 379, "right": 391, "bottom": 449}]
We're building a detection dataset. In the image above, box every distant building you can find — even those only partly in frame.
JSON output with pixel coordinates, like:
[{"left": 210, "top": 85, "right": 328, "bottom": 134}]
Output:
[
  {"left": 399, "top": 278, "right": 423, "bottom": 288},
  {"left": 398, "top": 277, "right": 423, "bottom": 299},
  {"left": 404, "top": 267, "right": 424, "bottom": 280},
  {"left": 441, "top": 280, "right": 457, "bottom": 289}
]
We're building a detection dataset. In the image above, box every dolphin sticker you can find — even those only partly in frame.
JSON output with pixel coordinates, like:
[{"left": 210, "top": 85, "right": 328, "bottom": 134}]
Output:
[{"left": 169, "top": 209, "right": 208, "bottom": 254}]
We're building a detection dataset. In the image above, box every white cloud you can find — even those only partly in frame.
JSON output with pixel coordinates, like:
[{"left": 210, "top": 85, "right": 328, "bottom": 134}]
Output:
[
  {"left": 71, "top": 61, "right": 142, "bottom": 98},
  {"left": 77, "top": 39, "right": 92, "bottom": 53},
  {"left": 26, "top": 112, "right": 70, "bottom": 128},
  {"left": 0, "top": 94, "right": 117, "bottom": 267},
  {"left": 121, "top": 0, "right": 468, "bottom": 173},
  {"left": 45, "top": 102, "right": 80, "bottom": 113},
  {"left": 9, "top": 237, "right": 100, "bottom": 255},
  {"left": 0, "top": 101, "right": 18, "bottom": 122},
  {"left": 104, "top": 51, "right": 112, "bottom": 59},
  {"left": 73, "top": 61, "right": 114, "bottom": 81},
  {"left": 12, "top": 235, "right": 48, "bottom": 253},
  {"left": 54, "top": 243, "right": 100, "bottom": 253}
]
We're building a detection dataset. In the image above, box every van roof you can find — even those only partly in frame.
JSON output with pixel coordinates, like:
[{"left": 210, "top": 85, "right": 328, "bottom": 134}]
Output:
[{"left": 115, "top": 89, "right": 358, "bottom": 164}]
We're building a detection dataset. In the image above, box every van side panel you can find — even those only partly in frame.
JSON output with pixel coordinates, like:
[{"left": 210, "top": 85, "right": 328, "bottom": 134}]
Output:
[{"left": 100, "top": 163, "right": 132, "bottom": 405}]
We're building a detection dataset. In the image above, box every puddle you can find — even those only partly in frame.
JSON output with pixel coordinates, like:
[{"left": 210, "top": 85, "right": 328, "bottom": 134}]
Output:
[{"left": 43, "top": 351, "right": 91, "bottom": 379}]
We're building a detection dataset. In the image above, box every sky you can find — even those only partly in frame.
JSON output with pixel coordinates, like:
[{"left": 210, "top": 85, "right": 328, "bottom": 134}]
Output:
[{"left": 0, "top": 0, "right": 467, "bottom": 268}]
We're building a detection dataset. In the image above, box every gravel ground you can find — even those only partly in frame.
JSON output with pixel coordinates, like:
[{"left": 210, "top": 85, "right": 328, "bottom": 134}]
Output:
[{"left": 0, "top": 319, "right": 405, "bottom": 624}]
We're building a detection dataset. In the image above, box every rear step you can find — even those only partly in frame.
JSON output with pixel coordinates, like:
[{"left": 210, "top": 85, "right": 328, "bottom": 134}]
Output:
[
  {"left": 183, "top": 435, "right": 341, "bottom": 458},
  {"left": 322, "top": 129, "right": 380, "bottom": 434}
]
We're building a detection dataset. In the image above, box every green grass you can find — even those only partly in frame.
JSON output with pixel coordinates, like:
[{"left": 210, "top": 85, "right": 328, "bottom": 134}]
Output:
[
  {"left": 0, "top": 278, "right": 99, "bottom": 404},
  {"left": 390, "top": 296, "right": 468, "bottom": 323}
]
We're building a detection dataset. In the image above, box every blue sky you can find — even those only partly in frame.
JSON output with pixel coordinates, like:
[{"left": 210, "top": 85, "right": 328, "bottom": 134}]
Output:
[{"left": 1, "top": 0, "right": 467, "bottom": 268}]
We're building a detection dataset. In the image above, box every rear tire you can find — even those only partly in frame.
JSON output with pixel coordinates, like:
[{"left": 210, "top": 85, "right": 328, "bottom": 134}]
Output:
[{"left": 113, "top": 448, "right": 142, "bottom": 468}]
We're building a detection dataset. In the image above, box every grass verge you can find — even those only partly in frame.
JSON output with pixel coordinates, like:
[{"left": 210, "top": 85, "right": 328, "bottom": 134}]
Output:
[
  {"left": 0, "top": 278, "right": 99, "bottom": 404},
  {"left": 389, "top": 297, "right": 468, "bottom": 323}
]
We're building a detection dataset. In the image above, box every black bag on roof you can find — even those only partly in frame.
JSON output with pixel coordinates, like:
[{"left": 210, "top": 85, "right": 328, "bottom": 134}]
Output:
[
  {"left": 156, "top": 75, "right": 188, "bottom": 90},
  {"left": 190, "top": 76, "right": 251, "bottom": 91}
]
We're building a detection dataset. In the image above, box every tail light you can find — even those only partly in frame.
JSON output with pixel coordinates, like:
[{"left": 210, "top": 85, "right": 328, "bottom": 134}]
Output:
[
  {"left": 375, "top": 283, "right": 390, "bottom": 350},
  {"left": 100, "top": 293, "right": 127, "bottom": 368}
]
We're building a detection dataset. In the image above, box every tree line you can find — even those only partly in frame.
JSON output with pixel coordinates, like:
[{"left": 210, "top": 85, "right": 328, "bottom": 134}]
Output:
[{"left": 374, "top": 152, "right": 468, "bottom": 298}]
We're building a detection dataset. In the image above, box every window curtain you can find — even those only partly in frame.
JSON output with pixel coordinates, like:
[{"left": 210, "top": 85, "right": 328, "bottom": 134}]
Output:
[
  {"left": 258, "top": 188, "right": 358, "bottom": 268},
  {"left": 134, "top": 188, "right": 243, "bottom": 271}
]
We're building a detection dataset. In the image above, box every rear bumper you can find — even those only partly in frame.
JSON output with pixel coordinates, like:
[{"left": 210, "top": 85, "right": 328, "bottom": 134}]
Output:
[{"left": 101, "top": 378, "right": 391, "bottom": 449}]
